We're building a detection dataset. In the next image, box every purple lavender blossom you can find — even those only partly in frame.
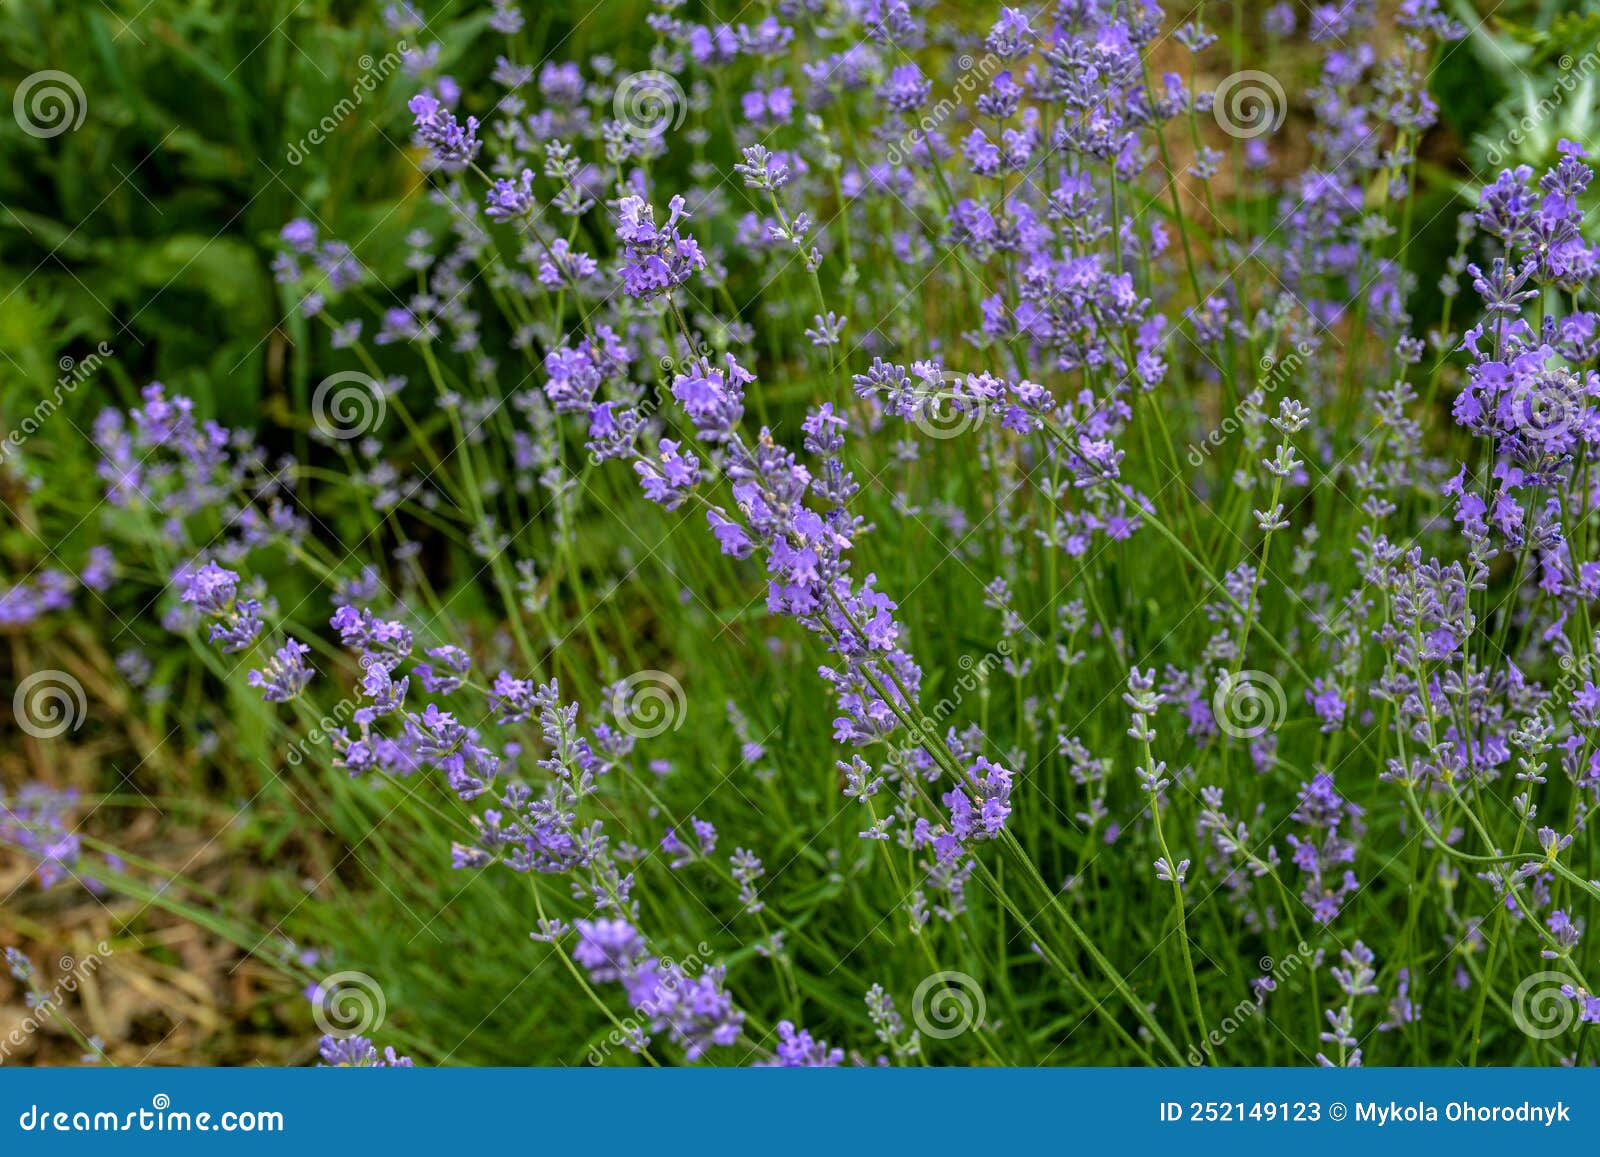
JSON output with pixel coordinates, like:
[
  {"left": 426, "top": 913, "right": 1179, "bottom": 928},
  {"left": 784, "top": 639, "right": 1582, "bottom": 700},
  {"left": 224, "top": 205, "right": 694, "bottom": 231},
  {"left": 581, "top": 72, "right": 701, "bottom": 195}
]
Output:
[
  {"left": 408, "top": 91, "right": 480, "bottom": 167},
  {"left": 247, "top": 639, "right": 315, "bottom": 703}
]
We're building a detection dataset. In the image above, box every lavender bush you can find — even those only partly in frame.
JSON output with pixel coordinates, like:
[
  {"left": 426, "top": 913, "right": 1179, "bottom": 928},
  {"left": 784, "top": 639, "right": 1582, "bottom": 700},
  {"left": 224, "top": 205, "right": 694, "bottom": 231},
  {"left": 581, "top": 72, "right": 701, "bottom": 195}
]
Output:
[{"left": 5, "top": 0, "right": 1600, "bottom": 1066}]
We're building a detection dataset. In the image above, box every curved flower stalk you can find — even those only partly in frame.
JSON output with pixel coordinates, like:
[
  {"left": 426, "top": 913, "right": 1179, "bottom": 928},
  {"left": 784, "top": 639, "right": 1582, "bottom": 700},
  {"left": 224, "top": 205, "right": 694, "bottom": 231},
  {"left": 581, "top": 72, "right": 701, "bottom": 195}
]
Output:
[{"left": 571, "top": 191, "right": 1019, "bottom": 880}]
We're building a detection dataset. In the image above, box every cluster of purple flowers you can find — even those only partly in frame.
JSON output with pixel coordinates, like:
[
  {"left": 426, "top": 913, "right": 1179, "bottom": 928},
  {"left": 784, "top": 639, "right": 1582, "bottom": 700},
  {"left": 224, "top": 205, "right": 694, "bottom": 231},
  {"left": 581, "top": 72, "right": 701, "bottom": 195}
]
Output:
[
  {"left": 317, "top": 1036, "right": 413, "bottom": 1067},
  {"left": 0, "top": 553, "right": 111, "bottom": 628},
  {"left": 0, "top": 786, "right": 81, "bottom": 890},
  {"left": 572, "top": 917, "right": 745, "bottom": 1061}
]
